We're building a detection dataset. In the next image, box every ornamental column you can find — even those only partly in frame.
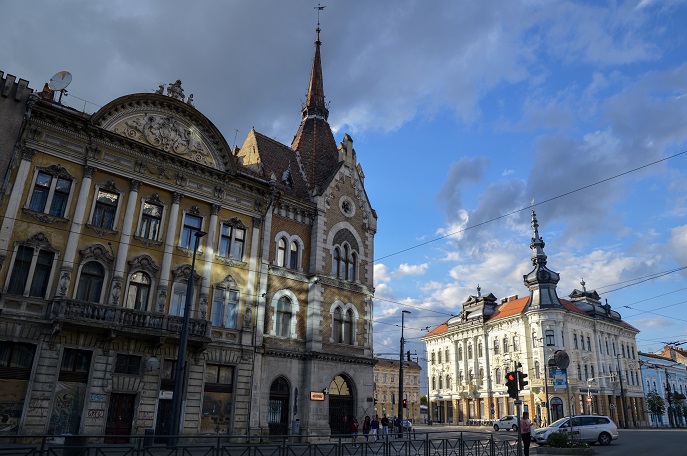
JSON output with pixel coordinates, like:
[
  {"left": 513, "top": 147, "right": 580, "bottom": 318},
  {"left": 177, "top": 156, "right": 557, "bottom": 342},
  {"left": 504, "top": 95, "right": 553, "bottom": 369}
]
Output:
[
  {"left": 57, "top": 165, "right": 96, "bottom": 296},
  {"left": 0, "top": 148, "right": 36, "bottom": 269},
  {"left": 199, "top": 203, "right": 219, "bottom": 319},
  {"left": 156, "top": 192, "right": 183, "bottom": 313},
  {"left": 109, "top": 179, "right": 141, "bottom": 306}
]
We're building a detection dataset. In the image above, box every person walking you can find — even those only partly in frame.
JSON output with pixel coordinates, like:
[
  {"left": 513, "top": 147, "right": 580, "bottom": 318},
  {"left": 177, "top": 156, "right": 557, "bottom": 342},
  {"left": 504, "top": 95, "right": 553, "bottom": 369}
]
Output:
[
  {"left": 520, "top": 412, "right": 532, "bottom": 456},
  {"left": 362, "top": 416, "right": 371, "bottom": 442},
  {"left": 370, "top": 415, "right": 380, "bottom": 441},
  {"left": 381, "top": 415, "right": 389, "bottom": 435},
  {"left": 350, "top": 416, "right": 359, "bottom": 447}
]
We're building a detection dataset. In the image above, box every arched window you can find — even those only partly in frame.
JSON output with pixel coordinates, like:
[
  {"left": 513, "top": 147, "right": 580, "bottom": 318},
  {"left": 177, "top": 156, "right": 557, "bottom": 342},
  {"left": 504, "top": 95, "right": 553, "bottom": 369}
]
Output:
[
  {"left": 446, "top": 375, "right": 451, "bottom": 389},
  {"left": 534, "top": 361, "right": 541, "bottom": 379},
  {"left": 333, "top": 307, "right": 343, "bottom": 343},
  {"left": 622, "top": 344, "right": 626, "bottom": 358},
  {"left": 276, "top": 297, "right": 292, "bottom": 337},
  {"left": 513, "top": 336, "right": 520, "bottom": 351},
  {"left": 76, "top": 261, "right": 104, "bottom": 303},
  {"left": 438, "top": 351, "right": 442, "bottom": 364},
  {"left": 591, "top": 365, "right": 595, "bottom": 379},
  {"left": 431, "top": 352, "right": 436, "bottom": 364},
  {"left": 503, "top": 337, "right": 509, "bottom": 353},
  {"left": 125, "top": 271, "right": 150, "bottom": 311},
  {"left": 577, "top": 364, "right": 582, "bottom": 381},
  {"left": 468, "top": 345, "right": 473, "bottom": 359},
  {"left": 438, "top": 376, "right": 443, "bottom": 389},
  {"left": 277, "top": 238, "right": 287, "bottom": 267},
  {"left": 432, "top": 377, "right": 436, "bottom": 390},
  {"left": 584, "top": 365, "right": 589, "bottom": 380},
  {"left": 289, "top": 241, "right": 298, "bottom": 269},
  {"left": 478, "top": 343, "right": 483, "bottom": 357},
  {"left": 445, "top": 349, "right": 449, "bottom": 360},
  {"left": 494, "top": 338, "right": 500, "bottom": 354},
  {"left": 532, "top": 331, "right": 538, "bottom": 347},
  {"left": 479, "top": 368, "right": 484, "bottom": 383},
  {"left": 459, "top": 370, "right": 464, "bottom": 384},
  {"left": 349, "top": 252, "right": 357, "bottom": 281},
  {"left": 573, "top": 334, "right": 578, "bottom": 349},
  {"left": 457, "top": 347, "right": 463, "bottom": 361},
  {"left": 344, "top": 309, "right": 354, "bottom": 344},
  {"left": 334, "top": 247, "right": 342, "bottom": 278},
  {"left": 333, "top": 243, "right": 358, "bottom": 281},
  {"left": 495, "top": 368, "right": 501, "bottom": 382}
]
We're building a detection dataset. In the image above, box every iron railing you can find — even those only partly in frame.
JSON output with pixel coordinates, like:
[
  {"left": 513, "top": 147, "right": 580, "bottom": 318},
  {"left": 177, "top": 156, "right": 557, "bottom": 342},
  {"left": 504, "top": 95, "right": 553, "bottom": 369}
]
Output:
[{"left": 0, "top": 431, "right": 517, "bottom": 456}]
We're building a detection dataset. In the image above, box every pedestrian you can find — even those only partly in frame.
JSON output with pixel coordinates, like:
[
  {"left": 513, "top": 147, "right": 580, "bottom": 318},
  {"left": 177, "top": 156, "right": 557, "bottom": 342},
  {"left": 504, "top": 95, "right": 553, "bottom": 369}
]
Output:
[
  {"left": 381, "top": 414, "right": 389, "bottom": 435},
  {"left": 350, "top": 416, "right": 359, "bottom": 447},
  {"left": 520, "top": 412, "right": 532, "bottom": 456},
  {"left": 534, "top": 415, "right": 541, "bottom": 428},
  {"left": 370, "top": 415, "right": 380, "bottom": 441},
  {"left": 362, "top": 416, "right": 371, "bottom": 441}
]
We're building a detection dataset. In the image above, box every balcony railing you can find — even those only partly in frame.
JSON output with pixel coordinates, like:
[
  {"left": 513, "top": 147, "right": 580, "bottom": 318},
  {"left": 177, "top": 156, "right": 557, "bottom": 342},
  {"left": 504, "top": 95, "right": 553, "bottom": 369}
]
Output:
[{"left": 47, "top": 298, "right": 212, "bottom": 341}]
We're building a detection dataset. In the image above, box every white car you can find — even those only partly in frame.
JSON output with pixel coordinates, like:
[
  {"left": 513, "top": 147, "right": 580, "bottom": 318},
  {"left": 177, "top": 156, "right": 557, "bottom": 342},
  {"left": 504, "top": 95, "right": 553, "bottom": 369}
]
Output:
[
  {"left": 534, "top": 415, "right": 619, "bottom": 446},
  {"left": 493, "top": 415, "right": 519, "bottom": 431}
]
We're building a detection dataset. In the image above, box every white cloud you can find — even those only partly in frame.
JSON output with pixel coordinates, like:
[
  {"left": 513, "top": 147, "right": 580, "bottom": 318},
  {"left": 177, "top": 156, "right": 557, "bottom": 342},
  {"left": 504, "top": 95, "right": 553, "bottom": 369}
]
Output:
[{"left": 392, "top": 263, "right": 429, "bottom": 278}]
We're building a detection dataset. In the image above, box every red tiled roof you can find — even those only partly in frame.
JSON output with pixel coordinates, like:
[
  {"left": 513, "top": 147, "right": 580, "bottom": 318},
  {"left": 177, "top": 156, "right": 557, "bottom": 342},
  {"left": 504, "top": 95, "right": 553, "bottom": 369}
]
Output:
[
  {"left": 424, "top": 322, "right": 447, "bottom": 338},
  {"left": 489, "top": 296, "right": 530, "bottom": 321}
]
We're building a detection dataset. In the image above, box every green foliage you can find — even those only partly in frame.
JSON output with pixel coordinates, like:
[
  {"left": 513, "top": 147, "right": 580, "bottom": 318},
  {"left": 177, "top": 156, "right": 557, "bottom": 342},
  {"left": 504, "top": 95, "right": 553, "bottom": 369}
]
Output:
[
  {"left": 647, "top": 390, "right": 666, "bottom": 417},
  {"left": 420, "top": 395, "right": 427, "bottom": 405}
]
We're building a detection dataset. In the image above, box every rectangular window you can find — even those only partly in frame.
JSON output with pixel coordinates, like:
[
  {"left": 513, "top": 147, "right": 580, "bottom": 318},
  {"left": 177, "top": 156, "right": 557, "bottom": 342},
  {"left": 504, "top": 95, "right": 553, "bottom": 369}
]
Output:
[
  {"left": 219, "top": 224, "right": 246, "bottom": 260},
  {"left": 139, "top": 201, "right": 162, "bottom": 240},
  {"left": 7, "top": 246, "right": 32, "bottom": 295},
  {"left": 92, "top": 189, "right": 119, "bottom": 229},
  {"left": 232, "top": 228, "right": 245, "bottom": 260},
  {"left": 114, "top": 354, "right": 142, "bottom": 375},
  {"left": 170, "top": 284, "right": 187, "bottom": 316},
  {"left": 29, "top": 171, "right": 72, "bottom": 218},
  {"left": 211, "top": 288, "right": 239, "bottom": 328},
  {"left": 180, "top": 214, "right": 202, "bottom": 249},
  {"left": 6, "top": 246, "right": 54, "bottom": 298},
  {"left": 545, "top": 330, "right": 555, "bottom": 346}
]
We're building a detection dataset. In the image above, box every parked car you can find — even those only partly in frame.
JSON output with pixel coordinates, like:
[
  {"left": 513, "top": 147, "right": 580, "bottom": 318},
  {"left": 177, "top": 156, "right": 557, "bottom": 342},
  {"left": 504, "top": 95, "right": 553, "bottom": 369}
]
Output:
[
  {"left": 493, "top": 415, "right": 519, "bottom": 431},
  {"left": 402, "top": 419, "right": 413, "bottom": 431},
  {"left": 533, "top": 415, "right": 618, "bottom": 446}
]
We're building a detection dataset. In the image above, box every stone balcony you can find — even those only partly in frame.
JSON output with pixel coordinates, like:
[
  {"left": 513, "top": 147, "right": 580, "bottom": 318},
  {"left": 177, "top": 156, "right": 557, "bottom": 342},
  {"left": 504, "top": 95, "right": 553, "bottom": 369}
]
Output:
[{"left": 46, "top": 298, "right": 212, "bottom": 347}]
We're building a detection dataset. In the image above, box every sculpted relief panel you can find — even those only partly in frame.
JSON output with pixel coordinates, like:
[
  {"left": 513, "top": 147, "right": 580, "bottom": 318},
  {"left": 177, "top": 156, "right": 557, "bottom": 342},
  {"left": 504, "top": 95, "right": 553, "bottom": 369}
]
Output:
[{"left": 113, "top": 114, "right": 218, "bottom": 169}]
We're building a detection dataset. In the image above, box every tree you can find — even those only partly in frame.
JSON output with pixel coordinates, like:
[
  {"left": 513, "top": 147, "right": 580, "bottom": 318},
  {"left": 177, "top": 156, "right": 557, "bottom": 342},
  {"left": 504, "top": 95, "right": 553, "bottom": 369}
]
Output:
[
  {"left": 420, "top": 395, "right": 427, "bottom": 405},
  {"left": 646, "top": 390, "right": 666, "bottom": 425}
]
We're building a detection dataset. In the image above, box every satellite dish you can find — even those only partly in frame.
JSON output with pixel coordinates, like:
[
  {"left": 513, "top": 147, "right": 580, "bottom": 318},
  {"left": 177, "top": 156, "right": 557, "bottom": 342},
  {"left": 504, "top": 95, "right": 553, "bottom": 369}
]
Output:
[{"left": 48, "top": 71, "right": 72, "bottom": 91}]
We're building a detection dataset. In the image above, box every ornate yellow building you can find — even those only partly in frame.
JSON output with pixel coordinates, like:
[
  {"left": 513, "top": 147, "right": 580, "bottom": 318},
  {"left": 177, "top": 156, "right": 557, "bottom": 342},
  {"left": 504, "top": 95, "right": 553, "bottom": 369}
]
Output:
[
  {"left": 373, "top": 358, "right": 422, "bottom": 423},
  {"left": 0, "top": 26, "right": 376, "bottom": 440}
]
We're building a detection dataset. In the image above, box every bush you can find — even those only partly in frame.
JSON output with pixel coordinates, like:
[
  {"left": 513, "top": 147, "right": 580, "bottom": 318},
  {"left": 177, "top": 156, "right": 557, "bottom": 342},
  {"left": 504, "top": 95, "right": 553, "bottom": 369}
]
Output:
[{"left": 546, "top": 431, "right": 589, "bottom": 448}]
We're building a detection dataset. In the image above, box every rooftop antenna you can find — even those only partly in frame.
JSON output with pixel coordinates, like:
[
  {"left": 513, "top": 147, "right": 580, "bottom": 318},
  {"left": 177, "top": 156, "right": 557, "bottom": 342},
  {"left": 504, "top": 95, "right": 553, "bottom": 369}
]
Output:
[{"left": 48, "top": 71, "right": 72, "bottom": 104}]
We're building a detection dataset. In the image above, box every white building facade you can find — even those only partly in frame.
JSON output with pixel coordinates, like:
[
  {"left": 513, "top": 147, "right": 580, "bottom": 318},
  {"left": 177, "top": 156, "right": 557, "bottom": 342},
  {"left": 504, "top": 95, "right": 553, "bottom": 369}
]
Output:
[
  {"left": 639, "top": 351, "right": 687, "bottom": 427},
  {"left": 422, "top": 211, "right": 647, "bottom": 428}
]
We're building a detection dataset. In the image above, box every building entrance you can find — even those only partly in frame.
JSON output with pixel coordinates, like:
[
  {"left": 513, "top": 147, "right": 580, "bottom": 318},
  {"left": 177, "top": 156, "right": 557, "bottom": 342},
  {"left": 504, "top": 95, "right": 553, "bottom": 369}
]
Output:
[
  {"left": 328, "top": 375, "right": 354, "bottom": 435},
  {"left": 550, "top": 397, "right": 564, "bottom": 422},
  {"left": 268, "top": 377, "right": 290, "bottom": 435},
  {"left": 105, "top": 393, "right": 135, "bottom": 443}
]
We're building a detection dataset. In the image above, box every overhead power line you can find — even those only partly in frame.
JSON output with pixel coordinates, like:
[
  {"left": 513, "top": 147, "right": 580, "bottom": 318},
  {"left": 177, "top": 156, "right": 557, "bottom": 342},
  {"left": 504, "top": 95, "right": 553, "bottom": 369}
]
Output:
[{"left": 375, "top": 148, "right": 687, "bottom": 261}]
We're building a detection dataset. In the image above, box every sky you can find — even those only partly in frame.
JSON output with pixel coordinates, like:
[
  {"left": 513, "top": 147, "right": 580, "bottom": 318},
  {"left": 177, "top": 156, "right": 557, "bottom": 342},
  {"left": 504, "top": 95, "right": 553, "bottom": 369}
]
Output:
[{"left": 2, "top": 0, "right": 687, "bottom": 384}]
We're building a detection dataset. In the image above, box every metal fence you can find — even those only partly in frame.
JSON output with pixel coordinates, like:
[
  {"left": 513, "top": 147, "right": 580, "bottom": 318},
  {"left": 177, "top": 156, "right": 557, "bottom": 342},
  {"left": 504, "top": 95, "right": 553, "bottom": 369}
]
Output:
[{"left": 0, "top": 431, "right": 517, "bottom": 456}]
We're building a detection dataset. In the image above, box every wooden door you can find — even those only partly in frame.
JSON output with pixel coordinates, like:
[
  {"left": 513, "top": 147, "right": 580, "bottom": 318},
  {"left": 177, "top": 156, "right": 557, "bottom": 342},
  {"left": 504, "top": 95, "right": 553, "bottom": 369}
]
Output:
[{"left": 105, "top": 394, "right": 135, "bottom": 443}]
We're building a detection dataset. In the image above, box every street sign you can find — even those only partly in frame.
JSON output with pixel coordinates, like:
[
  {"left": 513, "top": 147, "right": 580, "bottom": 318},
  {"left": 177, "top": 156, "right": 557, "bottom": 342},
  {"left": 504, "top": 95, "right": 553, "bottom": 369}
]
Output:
[
  {"left": 310, "top": 392, "right": 325, "bottom": 401},
  {"left": 514, "top": 400, "right": 522, "bottom": 405}
]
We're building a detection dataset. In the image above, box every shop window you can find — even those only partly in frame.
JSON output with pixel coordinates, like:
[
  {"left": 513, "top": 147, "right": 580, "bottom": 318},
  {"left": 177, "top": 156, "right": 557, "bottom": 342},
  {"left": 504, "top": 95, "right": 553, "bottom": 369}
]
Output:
[
  {"left": 0, "top": 342, "right": 36, "bottom": 434},
  {"left": 201, "top": 364, "right": 234, "bottom": 434}
]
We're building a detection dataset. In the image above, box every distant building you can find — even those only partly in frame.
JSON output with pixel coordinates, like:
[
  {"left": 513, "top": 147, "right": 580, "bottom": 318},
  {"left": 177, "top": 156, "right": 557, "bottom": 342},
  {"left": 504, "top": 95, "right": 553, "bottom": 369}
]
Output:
[
  {"left": 639, "top": 350, "right": 687, "bottom": 427},
  {"left": 422, "top": 211, "right": 647, "bottom": 428},
  {"left": 0, "top": 25, "right": 377, "bottom": 440},
  {"left": 373, "top": 358, "right": 422, "bottom": 423}
]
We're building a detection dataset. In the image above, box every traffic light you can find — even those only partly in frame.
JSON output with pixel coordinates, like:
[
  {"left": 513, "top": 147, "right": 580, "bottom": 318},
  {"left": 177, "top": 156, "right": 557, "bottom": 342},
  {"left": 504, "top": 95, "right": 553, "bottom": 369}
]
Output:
[
  {"left": 407, "top": 350, "right": 411, "bottom": 361},
  {"left": 403, "top": 398, "right": 407, "bottom": 408},
  {"left": 374, "top": 398, "right": 378, "bottom": 405},
  {"left": 518, "top": 371, "right": 528, "bottom": 391},
  {"left": 505, "top": 372, "right": 518, "bottom": 399}
]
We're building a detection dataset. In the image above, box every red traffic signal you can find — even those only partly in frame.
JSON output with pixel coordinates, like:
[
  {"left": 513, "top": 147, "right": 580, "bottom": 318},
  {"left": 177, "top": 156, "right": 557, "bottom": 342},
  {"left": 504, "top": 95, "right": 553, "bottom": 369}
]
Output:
[
  {"left": 505, "top": 372, "right": 518, "bottom": 399},
  {"left": 402, "top": 398, "right": 407, "bottom": 408}
]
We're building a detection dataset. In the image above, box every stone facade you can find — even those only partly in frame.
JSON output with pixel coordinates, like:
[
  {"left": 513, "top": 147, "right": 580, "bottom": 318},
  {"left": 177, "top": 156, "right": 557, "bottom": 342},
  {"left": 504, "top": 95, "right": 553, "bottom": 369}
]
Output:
[{"left": 0, "top": 27, "right": 376, "bottom": 440}]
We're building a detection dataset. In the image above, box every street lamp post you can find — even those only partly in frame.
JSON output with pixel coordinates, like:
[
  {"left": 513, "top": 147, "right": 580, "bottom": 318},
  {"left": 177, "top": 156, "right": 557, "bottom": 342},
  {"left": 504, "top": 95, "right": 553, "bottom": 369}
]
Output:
[
  {"left": 664, "top": 368, "right": 675, "bottom": 428},
  {"left": 397, "top": 310, "right": 411, "bottom": 435},
  {"left": 169, "top": 230, "right": 207, "bottom": 445}
]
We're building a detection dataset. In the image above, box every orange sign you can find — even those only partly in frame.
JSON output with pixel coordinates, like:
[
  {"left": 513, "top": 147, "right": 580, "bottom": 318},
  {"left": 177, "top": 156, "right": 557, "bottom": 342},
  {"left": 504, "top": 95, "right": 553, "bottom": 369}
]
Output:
[{"left": 310, "top": 392, "right": 325, "bottom": 401}]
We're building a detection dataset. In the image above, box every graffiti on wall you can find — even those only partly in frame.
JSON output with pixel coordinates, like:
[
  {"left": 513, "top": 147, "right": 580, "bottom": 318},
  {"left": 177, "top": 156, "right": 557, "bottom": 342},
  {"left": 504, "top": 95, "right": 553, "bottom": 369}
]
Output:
[{"left": 47, "top": 382, "right": 86, "bottom": 435}]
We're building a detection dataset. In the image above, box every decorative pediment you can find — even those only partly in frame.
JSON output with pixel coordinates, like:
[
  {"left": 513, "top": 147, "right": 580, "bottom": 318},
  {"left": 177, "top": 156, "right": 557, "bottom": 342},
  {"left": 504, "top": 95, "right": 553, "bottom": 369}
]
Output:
[
  {"left": 215, "top": 274, "right": 237, "bottom": 290},
  {"left": 38, "top": 164, "right": 74, "bottom": 180},
  {"left": 79, "top": 244, "right": 114, "bottom": 265},
  {"left": 23, "top": 232, "right": 56, "bottom": 251},
  {"left": 115, "top": 114, "right": 217, "bottom": 168},
  {"left": 128, "top": 254, "right": 160, "bottom": 275},
  {"left": 221, "top": 217, "right": 247, "bottom": 230},
  {"left": 171, "top": 264, "right": 202, "bottom": 283}
]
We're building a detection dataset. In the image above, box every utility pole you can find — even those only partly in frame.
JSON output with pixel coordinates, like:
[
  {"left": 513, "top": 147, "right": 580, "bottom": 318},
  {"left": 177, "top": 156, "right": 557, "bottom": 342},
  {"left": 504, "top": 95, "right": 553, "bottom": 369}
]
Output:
[
  {"left": 397, "top": 310, "right": 411, "bottom": 435},
  {"left": 665, "top": 368, "right": 675, "bottom": 428}
]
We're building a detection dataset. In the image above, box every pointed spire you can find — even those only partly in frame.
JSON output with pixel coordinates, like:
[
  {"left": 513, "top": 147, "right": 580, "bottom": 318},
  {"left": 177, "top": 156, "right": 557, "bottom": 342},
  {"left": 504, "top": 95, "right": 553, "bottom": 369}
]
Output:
[
  {"left": 523, "top": 210, "right": 563, "bottom": 309},
  {"left": 302, "top": 26, "right": 329, "bottom": 120}
]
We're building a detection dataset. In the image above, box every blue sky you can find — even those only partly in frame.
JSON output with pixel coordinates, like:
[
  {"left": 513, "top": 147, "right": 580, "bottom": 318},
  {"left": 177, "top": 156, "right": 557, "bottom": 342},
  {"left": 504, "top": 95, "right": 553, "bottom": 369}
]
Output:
[{"left": 1, "top": 1, "right": 686, "bottom": 373}]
